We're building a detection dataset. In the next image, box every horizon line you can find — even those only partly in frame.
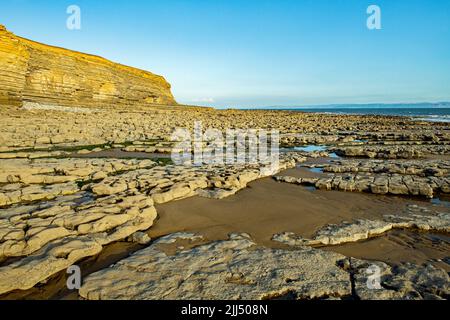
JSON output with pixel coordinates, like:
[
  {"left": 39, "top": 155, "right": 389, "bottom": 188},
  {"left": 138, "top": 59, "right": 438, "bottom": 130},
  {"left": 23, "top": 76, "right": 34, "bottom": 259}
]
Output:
[{"left": 210, "top": 101, "right": 450, "bottom": 110}]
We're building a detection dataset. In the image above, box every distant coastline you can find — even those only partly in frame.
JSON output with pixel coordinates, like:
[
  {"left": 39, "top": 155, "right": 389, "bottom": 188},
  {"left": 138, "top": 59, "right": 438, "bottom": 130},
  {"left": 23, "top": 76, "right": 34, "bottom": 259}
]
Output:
[{"left": 248, "top": 102, "right": 450, "bottom": 123}]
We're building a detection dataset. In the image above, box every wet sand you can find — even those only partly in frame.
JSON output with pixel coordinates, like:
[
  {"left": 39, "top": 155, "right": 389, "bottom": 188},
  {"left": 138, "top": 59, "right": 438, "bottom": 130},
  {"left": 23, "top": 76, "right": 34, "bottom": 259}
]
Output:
[
  {"left": 151, "top": 165, "right": 449, "bottom": 270},
  {"left": 3, "top": 168, "right": 448, "bottom": 300},
  {"left": 151, "top": 176, "right": 445, "bottom": 246},
  {"left": 325, "top": 230, "right": 450, "bottom": 272}
]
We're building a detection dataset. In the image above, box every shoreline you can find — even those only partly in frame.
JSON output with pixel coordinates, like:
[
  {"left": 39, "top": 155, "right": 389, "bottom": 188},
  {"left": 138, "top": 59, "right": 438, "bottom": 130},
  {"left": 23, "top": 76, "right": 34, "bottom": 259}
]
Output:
[
  {"left": 0, "top": 106, "right": 449, "bottom": 300},
  {"left": 2, "top": 167, "right": 448, "bottom": 300},
  {"left": 247, "top": 106, "right": 450, "bottom": 124}
]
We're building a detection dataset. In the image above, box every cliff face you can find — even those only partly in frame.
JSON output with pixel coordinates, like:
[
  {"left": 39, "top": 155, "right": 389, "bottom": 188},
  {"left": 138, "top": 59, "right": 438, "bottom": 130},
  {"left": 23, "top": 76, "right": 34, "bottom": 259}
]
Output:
[{"left": 0, "top": 25, "right": 176, "bottom": 108}]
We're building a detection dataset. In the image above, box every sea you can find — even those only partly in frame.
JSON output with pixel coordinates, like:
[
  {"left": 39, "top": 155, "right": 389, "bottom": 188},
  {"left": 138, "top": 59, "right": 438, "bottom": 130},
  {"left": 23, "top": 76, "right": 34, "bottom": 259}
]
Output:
[{"left": 271, "top": 103, "right": 450, "bottom": 123}]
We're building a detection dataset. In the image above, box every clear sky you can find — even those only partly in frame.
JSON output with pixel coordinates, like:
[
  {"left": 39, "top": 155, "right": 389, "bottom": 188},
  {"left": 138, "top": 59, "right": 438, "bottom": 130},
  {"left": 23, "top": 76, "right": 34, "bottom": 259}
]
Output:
[{"left": 1, "top": 0, "right": 449, "bottom": 108}]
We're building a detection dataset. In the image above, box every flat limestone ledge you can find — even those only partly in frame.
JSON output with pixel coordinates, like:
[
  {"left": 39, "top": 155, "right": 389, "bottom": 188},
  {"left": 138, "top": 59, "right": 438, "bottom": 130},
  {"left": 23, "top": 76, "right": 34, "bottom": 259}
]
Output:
[
  {"left": 273, "top": 173, "right": 450, "bottom": 198},
  {"left": 348, "top": 259, "right": 449, "bottom": 300},
  {"left": 1, "top": 100, "right": 447, "bottom": 166},
  {"left": 0, "top": 160, "right": 295, "bottom": 295},
  {"left": 0, "top": 193, "right": 158, "bottom": 295},
  {"left": 0, "top": 158, "right": 156, "bottom": 184},
  {"left": 330, "top": 145, "right": 450, "bottom": 159},
  {"left": 272, "top": 212, "right": 450, "bottom": 247},
  {"left": 321, "top": 159, "right": 450, "bottom": 177},
  {"left": 90, "top": 159, "right": 296, "bottom": 203},
  {"left": 0, "top": 157, "right": 157, "bottom": 208},
  {"left": 78, "top": 233, "right": 449, "bottom": 300},
  {"left": 79, "top": 233, "right": 352, "bottom": 300}
]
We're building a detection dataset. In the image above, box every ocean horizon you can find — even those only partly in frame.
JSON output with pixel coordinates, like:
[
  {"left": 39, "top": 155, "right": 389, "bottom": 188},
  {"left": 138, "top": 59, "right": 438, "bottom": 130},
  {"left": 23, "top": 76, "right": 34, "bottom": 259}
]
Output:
[{"left": 250, "top": 103, "right": 450, "bottom": 122}]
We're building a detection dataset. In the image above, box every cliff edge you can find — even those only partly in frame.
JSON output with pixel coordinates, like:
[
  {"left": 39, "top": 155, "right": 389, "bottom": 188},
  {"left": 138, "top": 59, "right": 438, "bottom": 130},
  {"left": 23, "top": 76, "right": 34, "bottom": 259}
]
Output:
[{"left": 0, "top": 25, "right": 177, "bottom": 108}]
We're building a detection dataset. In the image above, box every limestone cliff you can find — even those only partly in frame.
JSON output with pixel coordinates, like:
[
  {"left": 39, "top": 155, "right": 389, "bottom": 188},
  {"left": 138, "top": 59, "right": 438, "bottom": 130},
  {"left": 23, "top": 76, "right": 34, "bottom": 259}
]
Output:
[{"left": 0, "top": 25, "right": 176, "bottom": 108}]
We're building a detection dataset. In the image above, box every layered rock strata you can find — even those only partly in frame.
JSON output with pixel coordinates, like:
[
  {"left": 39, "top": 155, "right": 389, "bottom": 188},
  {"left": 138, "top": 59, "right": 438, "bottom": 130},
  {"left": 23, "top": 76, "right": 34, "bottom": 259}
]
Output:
[{"left": 0, "top": 25, "right": 176, "bottom": 108}]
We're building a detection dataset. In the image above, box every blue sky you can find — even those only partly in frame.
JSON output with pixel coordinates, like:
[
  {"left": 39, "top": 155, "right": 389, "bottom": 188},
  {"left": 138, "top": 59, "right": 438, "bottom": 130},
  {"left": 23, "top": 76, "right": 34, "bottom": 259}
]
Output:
[{"left": 1, "top": 0, "right": 449, "bottom": 108}]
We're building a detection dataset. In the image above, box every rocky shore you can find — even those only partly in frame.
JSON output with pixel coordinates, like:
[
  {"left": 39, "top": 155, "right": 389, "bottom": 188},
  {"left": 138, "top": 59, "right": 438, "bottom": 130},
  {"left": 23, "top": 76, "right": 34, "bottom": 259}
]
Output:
[
  {"left": 0, "top": 103, "right": 448, "bottom": 300},
  {"left": 0, "top": 25, "right": 448, "bottom": 300}
]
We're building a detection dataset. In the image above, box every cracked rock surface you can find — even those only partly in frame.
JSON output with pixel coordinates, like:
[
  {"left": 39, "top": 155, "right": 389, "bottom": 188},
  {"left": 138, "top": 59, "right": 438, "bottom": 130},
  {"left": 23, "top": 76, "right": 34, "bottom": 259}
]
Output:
[
  {"left": 273, "top": 211, "right": 450, "bottom": 247},
  {"left": 79, "top": 233, "right": 353, "bottom": 300},
  {"left": 0, "top": 157, "right": 294, "bottom": 295},
  {"left": 79, "top": 233, "right": 449, "bottom": 300},
  {"left": 0, "top": 192, "right": 157, "bottom": 294}
]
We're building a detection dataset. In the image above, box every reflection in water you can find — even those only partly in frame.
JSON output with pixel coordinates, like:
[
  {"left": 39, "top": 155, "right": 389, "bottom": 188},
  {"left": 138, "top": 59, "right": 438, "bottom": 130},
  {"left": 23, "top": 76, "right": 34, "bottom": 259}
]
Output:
[
  {"left": 308, "top": 167, "right": 324, "bottom": 173},
  {"left": 293, "top": 145, "right": 327, "bottom": 152},
  {"left": 431, "top": 197, "right": 450, "bottom": 208},
  {"left": 329, "top": 152, "right": 340, "bottom": 158}
]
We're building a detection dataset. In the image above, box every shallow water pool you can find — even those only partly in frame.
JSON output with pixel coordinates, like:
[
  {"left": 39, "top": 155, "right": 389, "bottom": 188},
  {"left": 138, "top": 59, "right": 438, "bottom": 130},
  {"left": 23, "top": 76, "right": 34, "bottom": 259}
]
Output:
[{"left": 293, "top": 145, "right": 327, "bottom": 152}]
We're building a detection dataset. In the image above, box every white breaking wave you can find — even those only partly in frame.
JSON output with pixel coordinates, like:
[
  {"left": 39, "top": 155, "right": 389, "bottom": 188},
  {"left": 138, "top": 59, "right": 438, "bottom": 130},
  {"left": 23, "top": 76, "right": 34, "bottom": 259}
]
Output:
[{"left": 414, "top": 115, "right": 450, "bottom": 123}]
